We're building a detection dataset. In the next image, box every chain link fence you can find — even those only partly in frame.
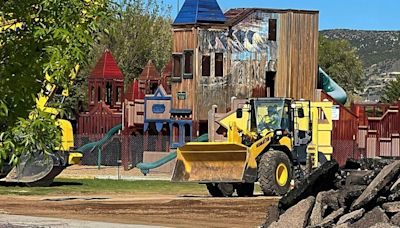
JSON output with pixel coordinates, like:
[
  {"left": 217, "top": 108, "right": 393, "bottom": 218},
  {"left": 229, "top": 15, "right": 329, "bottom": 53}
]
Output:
[
  {"left": 73, "top": 132, "right": 368, "bottom": 171},
  {"left": 74, "top": 135, "right": 172, "bottom": 168},
  {"left": 75, "top": 135, "right": 360, "bottom": 168},
  {"left": 332, "top": 139, "right": 360, "bottom": 166}
]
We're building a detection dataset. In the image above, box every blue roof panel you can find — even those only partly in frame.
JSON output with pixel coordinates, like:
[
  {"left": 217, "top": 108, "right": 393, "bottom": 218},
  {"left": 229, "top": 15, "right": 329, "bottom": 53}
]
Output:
[{"left": 173, "top": 0, "right": 226, "bottom": 25}]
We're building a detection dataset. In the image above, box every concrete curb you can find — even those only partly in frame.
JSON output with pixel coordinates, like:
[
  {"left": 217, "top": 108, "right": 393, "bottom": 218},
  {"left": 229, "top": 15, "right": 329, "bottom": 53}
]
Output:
[{"left": 0, "top": 214, "right": 169, "bottom": 228}]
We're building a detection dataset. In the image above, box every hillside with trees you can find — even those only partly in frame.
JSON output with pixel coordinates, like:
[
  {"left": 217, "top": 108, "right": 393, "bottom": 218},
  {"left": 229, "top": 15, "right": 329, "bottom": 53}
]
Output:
[
  {"left": 321, "top": 29, "right": 400, "bottom": 102},
  {"left": 320, "top": 30, "right": 400, "bottom": 73}
]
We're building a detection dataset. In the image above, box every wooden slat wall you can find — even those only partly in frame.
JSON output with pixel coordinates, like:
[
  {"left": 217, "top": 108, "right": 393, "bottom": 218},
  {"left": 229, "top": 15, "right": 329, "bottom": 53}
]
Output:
[
  {"left": 392, "top": 134, "right": 400, "bottom": 157},
  {"left": 276, "top": 11, "right": 319, "bottom": 100},
  {"left": 171, "top": 28, "right": 197, "bottom": 120},
  {"left": 78, "top": 113, "right": 122, "bottom": 135},
  {"left": 379, "top": 138, "right": 392, "bottom": 157},
  {"left": 77, "top": 102, "right": 122, "bottom": 135},
  {"left": 366, "top": 130, "right": 378, "bottom": 158},
  {"left": 357, "top": 126, "right": 368, "bottom": 149}
]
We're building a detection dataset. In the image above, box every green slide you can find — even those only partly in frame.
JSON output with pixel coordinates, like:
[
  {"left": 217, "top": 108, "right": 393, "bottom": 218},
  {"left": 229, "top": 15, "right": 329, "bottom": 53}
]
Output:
[
  {"left": 76, "top": 124, "right": 122, "bottom": 153},
  {"left": 319, "top": 67, "right": 348, "bottom": 104},
  {"left": 136, "top": 134, "right": 209, "bottom": 175}
]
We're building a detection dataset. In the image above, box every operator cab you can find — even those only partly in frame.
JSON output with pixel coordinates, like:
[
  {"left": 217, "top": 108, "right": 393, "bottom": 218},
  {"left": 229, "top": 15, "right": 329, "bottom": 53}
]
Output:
[{"left": 250, "top": 98, "right": 292, "bottom": 135}]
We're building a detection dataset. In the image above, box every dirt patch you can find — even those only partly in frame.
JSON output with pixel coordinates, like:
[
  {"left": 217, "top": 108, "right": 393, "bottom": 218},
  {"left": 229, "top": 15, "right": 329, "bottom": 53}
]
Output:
[{"left": 0, "top": 195, "right": 278, "bottom": 228}]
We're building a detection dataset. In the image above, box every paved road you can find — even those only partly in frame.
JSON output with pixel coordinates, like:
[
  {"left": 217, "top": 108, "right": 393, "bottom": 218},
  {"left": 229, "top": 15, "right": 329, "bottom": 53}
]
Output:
[{"left": 0, "top": 214, "right": 168, "bottom": 228}]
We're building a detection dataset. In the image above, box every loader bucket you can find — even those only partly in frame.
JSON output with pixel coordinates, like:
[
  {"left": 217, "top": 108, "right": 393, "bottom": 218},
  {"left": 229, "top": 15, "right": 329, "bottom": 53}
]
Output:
[
  {"left": 171, "top": 142, "right": 248, "bottom": 182},
  {"left": 5, "top": 152, "right": 66, "bottom": 186}
]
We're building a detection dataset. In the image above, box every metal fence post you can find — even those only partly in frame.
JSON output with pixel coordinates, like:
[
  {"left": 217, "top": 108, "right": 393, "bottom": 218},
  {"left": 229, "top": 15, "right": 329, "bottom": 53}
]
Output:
[
  {"left": 117, "top": 159, "right": 122, "bottom": 180},
  {"left": 97, "top": 147, "right": 101, "bottom": 169}
]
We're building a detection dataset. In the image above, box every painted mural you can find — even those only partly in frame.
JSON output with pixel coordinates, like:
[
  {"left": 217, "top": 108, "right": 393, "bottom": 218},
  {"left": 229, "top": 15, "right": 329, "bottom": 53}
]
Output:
[{"left": 196, "top": 11, "right": 279, "bottom": 119}]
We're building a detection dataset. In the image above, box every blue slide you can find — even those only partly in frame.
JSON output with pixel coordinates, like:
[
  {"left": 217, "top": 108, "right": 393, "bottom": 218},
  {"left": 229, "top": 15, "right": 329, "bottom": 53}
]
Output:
[
  {"left": 76, "top": 124, "right": 122, "bottom": 153},
  {"left": 319, "top": 67, "right": 348, "bottom": 104},
  {"left": 136, "top": 134, "right": 209, "bottom": 175}
]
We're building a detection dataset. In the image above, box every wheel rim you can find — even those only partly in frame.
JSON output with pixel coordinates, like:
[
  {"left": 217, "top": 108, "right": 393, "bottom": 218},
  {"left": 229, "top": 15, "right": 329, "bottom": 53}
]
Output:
[{"left": 276, "top": 163, "right": 288, "bottom": 186}]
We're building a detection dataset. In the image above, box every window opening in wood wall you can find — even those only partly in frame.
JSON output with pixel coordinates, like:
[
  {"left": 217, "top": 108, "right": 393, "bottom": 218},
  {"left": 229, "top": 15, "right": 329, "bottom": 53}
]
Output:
[
  {"left": 266, "top": 71, "right": 276, "bottom": 97},
  {"left": 183, "top": 50, "right": 193, "bottom": 79},
  {"left": 90, "top": 85, "right": 95, "bottom": 103},
  {"left": 172, "top": 54, "right": 182, "bottom": 82},
  {"left": 215, "top": 53, "right": 224, "bottom": 77},
  {"left": 106, "top": 82, "right": 112, "bottom": 105},
  {"left": 97, "top": 86, "right": 101, "bottom": 102},
  {"left": 116, "top": 86, "right": 122, "bottom": 103},
  {"left": 202, "top": 55, "right": 211, "bottom": 76},
  {"left": 268, "top": 19, "right": 277, "bottom": 41}
]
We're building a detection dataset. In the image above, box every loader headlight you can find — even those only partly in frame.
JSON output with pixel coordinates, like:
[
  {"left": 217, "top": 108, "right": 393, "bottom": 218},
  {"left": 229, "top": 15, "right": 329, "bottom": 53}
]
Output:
[{"left": 275, "top": 130, "right": 283, "bottom": 136}]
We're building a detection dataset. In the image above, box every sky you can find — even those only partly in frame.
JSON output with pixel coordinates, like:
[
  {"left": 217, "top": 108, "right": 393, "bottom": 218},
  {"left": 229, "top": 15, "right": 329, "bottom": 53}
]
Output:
[{"left": 163, "top": 0, "right": 400, "bottom": 31}]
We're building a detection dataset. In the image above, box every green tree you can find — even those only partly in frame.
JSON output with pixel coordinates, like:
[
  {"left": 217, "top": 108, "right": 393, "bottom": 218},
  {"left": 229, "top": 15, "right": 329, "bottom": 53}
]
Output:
[
  {"left": 381, "top": 76, "right": 400, "bottom": 103},
  {"left": 0, "top": 0, "right": 110, "bottom": 165},
  {"left": 94, "top": 0, "right": 172, "bottom": 83},
  {"left": 319, "top": 36, "right": 365, "bottom": 94}
]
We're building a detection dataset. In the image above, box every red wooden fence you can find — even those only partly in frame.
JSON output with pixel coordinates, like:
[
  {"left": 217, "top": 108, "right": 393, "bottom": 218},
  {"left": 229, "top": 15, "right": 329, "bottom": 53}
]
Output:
[
  {"left": 353, "top": 102, "right": 400, "bottom": 158},
  {"left": 368, "top": 108, "right": 400, "bottom": 138},
  {"left": 78, "top": 102, "right": 122, "bottom": 134},
  {"left": 352, "top": 101, "right": 400, "bottom": 126}
]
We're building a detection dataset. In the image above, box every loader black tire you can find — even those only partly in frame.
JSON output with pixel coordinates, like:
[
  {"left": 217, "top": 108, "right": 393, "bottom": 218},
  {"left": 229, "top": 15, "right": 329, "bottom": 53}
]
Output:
[
  {"left": 258, "top": 150, "right": 292, "bottom": 196},
  {"left": 217, "top": 183, "right": 234, "bottom": 197},
  {"left": 206, "top": 183, "right": 235, "bottom": 197},
  {"left": 236, "top": 183, "right": 254, "bottom": 197},
  {"left": 206, "top": 183, "right": 223, "bottom": 197}
]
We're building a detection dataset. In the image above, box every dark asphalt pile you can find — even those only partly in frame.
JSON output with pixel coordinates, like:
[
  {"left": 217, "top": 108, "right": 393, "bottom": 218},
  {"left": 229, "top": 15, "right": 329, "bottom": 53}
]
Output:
[{"left": 263, "top": 158, "right": 400, "bottom": 228}]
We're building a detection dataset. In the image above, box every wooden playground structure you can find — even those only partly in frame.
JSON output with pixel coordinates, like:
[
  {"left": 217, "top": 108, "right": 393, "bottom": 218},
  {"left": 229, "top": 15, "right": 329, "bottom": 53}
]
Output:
[{"left": 75, "top": 0, "right": 400, "bottom": 171}]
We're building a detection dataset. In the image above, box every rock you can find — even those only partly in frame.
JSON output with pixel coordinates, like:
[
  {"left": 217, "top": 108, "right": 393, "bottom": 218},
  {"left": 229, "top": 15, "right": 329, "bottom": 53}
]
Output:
[
  {"left": 344, "top": 159, "right": 362, "bottom": 169},
  {"left": 270, "top": 196, "right": 315, "bottom": 228},
  {"left": 369, "top": 223, "right": 398, "bottom": 228},
  {"left": 336, "top": 208, "right": 365, "bottom": 225},
  {"left": 390, "top": 178, "right": 400, "bottom": 192},
  {"left": 334, "top": 223, "right": 350, "bottom": 228},
  {"left": 359, "top": 158, "right": 394, "bottom": 171},
  {"left": 388, "top": 191, "right": 400, "bottom": 201},
  {"left": 310, "top": 190, "right": 339, "bottom": 226},
  {"left": 263, "top": 204, "right": 279, "bottom": 228},
  {"left": 390, "top": 211, "right": 400, "bottom": 226},
  {"left": 310, "top": 192, "right": 325, "bottom": 226},
  {"left": 338, "top": 185, "right": 366, "bottom": 208},
  {"left": 351, "top": 160, "right": 400, "bottom": 211},
  {"left": 351, "top": 207, "right": 390, "bottom": 228},
  {"left": 315, "top": 208, "right": 345, "bottom": 227},
  {"left": 345, "top": 170, "right": 374, "bottom": 186},
  {"left": 377, "top": 196, "right": 388, "bottom": 204},
  {"left": 382, "top": 201, "right": 400, "bottom": 213},
  {"left": 279, "top": 161, "right": 339, "bottom": 211}
]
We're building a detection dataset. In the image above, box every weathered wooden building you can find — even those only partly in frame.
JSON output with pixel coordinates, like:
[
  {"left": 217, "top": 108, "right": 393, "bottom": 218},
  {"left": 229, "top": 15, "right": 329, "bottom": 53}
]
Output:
[{"left": 170, "top": 0, "right": 320, "bottom": 136}]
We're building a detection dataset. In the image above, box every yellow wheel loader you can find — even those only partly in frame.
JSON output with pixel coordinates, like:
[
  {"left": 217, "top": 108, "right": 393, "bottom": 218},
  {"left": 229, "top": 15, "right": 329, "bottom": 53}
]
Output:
[
  {"left": 171, "top": 98, "right": 333, "bottom": 196},
  {"left": 0, "top": 19, "right": 82, "bottom": 186}
]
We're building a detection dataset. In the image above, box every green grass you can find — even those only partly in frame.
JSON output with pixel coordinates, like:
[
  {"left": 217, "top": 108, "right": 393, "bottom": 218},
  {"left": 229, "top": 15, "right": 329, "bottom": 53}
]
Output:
[{"left": 0, "top": 179, "right": 208, "bottom": 196}]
